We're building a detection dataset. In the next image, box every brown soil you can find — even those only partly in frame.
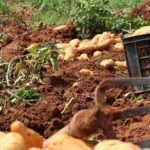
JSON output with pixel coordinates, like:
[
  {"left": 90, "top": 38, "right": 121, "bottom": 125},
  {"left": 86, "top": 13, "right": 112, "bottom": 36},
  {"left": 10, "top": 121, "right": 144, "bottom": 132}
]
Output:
[
  {"left": 132, "top": 1, "right": 150, "bottom": 21},
  {"left": 0, "top": 15, "right": 150, "bottom": 143}
]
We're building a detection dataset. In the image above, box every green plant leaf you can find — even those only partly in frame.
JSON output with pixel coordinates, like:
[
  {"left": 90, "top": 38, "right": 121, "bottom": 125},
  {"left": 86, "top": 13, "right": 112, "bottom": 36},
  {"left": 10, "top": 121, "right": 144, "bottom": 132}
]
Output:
[{"left": 15, "top": 62, "right": 22, "bottom": 73}]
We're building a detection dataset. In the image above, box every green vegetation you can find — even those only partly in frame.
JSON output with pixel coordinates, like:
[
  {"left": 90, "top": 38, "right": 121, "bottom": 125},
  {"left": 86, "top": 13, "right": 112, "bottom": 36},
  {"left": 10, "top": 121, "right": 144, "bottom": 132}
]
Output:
[
  {"left": 1, "top": 0, "right": 149, "bottom": 34},
  {"left": 0, "top": 43, "right": 59, "bottom": 88},
  {"left": 9, "top": 87, "right": 41, "bottom": 105},
  {"left": 127, "top": 93, "right": 144, "bottom": 102},
  {"left": 0, "top": 0, "right": 10, "bottom": 14}
]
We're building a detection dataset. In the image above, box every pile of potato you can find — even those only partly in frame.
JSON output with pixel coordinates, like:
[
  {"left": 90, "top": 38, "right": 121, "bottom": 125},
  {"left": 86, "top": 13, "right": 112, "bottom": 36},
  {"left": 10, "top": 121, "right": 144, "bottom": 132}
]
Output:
[
  {"left": 0, "top": 121, "right": 142, "bottom": 150},
  {"left": 56, "top": 32, "right": 124, "bottom": 61}
]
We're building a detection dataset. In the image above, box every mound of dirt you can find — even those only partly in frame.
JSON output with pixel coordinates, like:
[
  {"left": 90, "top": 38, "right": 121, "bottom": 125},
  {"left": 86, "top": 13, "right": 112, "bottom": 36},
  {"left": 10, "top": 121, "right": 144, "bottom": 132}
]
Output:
[
  {"left": 132, "top": 1, "right": 150, "bottom": 21},
  {"left": 0, "top": 21, "right": 76, "bottom": 61}
]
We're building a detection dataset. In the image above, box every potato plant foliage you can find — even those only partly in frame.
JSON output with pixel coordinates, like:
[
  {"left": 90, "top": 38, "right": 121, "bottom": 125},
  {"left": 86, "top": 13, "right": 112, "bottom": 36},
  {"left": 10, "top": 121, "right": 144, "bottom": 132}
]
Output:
[
  {"left": 0, "top": 44, "right": 59, "bottom": 87},
  {"left": 1, "top": 0, "right": 149, "bottom": 34},
  {"left": 9, "top": 87, "right": 41, "bottom": 105},
  {"left": 70, "top": 0, "right": 149, "bottom": 35}
]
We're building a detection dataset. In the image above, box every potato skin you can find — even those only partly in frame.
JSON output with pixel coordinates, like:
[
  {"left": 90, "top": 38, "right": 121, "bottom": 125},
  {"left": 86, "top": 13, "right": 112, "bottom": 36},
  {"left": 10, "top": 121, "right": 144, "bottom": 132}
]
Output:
[
  {"left": 46, "top": 134, "right": 92, "bottom": 150},
  {"left": 100, "top": 59, "right": 115, "bottom": 67},
  {"left": 0, "top": 132, "right": 25, "bottom": 150},
  {"left": 11, "top": 121, "right": 43, "bottom": 149},
  {"left": 94, "top": 140, "right": 142, "bottom": 150},
  {"left": 79, "top": 69, "right": 94, "bottom": 76}
]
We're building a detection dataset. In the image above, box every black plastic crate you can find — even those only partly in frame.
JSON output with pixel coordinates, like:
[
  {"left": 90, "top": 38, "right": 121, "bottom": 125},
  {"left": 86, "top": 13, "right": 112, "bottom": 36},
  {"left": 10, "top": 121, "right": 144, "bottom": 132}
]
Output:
[{"left": 123, "top": 33, "right": 150, "bottom": 93}]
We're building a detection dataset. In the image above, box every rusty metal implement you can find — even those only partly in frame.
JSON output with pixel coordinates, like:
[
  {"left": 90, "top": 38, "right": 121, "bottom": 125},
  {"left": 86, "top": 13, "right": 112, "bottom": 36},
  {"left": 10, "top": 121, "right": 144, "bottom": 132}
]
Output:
[
  {"left": 94, "top": 77, "right": 150, "bottom": 148},
  {"left": 50, "top": 77, "right": 150, "bottom": 148}
]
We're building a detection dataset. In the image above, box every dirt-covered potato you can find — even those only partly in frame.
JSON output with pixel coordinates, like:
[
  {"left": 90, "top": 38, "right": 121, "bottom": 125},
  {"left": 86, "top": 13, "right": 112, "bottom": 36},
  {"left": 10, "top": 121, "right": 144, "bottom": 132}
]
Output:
[
  {"left": 28, "top": 148, "right": 42, "bottom": 150},
  {"left": 93, "top": 51, "right": 102, "bottom": 58},
  {"left": 0, "top": 132, "right": 25, "bottom": 150},
  {"left": 114, "top": 43, "right": 124, "bottom": 52},
  {"left": 55, "top": 43, "right": 69, "bottom": 49},
  {"left": 77, "top": 54, "right": 89, "bottom": 61},
  {"left": 0, "top": 132, "right": 6, "bottom": 140},
  {"left": 11, "top": 121, "right": 43, "bottom": 149},
  {"left": 79, "top": 69, "right": 94, "bottom": 76},
  {"left": 100, "top": 59, "right": 115, "bottom": 67},
  {"left": 94, "top": 140, "right": 142, "bottom": 150},
  {"left": 53, "top": 25, "right": 68, "bottom": 32},
  {"left": 96, "top": 39, "right": 112, "bottom": 50},
  {"left": 72, "top": 82, "right": 80, "bottom": 87},
  {"left": 92, "top": 34, "right": 102, "bottom": 44},
  {"left": 70, "top": 39, "right": 80, "bottom": 47},
  {"left": 115, "top": 61, "right": 127, "bottom": 68},
  {"left": 98, "top": 32, "right": 112, "bottom": 42},
  {"left": 58, "top": 51, "right": 65, "bottom": 60},
  {"left": 77, "top": 41, "right": 96, "bottom": 53},
  {"left": 45, "top": 134, "right": 92, "bottom": 150},
  {"left": 112, "top": 38, "right": 122, "bottom": 44},
  {"left": 64, "top": 46, "right": 77, "bottom": 61}
]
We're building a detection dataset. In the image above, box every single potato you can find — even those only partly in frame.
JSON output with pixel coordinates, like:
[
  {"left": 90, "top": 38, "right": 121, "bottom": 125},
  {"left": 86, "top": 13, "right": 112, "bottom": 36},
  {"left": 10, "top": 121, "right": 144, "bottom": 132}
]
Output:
[
  {"left": 11, "top": 121, "right": 43, "bottom": 149},
  {"left": 93, "top": 51, "right": 102, "bottom": 58},
  {"left": 0, "top": 132, "right": 25, "bottom": 150},
  {"left": 79, "top": 69, "right": 94, "bottom": 76},
  {"left": 70, "top": 39, "right": 80, "bottom": 47},
  {"left": 53, "top": 25, "right": 68, "bottom": 32},
  {"left": 77, "top": 54, "right": 89, "bottom": 61},
  {"left": 46, "top": 134, "right": 92, "bottom": 150},
  {"left": 94, "top": 140, "right": 142, "bottom": 150},
  {"left": 64, "top": 47, "right": 77, "bottom": 61},
  {"left": 115, "top": 61, "right": 127, "bottom": 68},
  {"left": 100, "top": 59, "right": 115, "bottom": 67}
]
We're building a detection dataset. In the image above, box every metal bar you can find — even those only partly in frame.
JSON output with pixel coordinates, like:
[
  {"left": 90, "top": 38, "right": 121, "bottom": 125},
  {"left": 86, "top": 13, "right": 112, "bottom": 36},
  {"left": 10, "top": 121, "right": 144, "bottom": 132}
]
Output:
[
  {"left": 112, "top": 106, "right": 150, "bottom": 120},
  {"left": 138, "top": 45, "right": 150, "bottom": 49},
  {"left": 141, "top": 66, "right": 150, "bottom": 70},
  {"left": 139, "top": 56, "right": 150, "bottom": 60},
  {"left": 135, "top": 139, "right": 150, "bottom": 148}
]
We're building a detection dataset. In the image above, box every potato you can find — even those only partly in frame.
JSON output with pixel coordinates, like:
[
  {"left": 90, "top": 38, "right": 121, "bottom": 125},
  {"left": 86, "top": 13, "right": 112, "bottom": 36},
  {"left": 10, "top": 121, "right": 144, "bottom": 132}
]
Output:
[
  {"left": 102, "top": 50, "right": 111, "bottom": 56},
  {"left": 46, "top": 134, "right": 92, "bottom": 150},
  {"left": 100, "top": 59, "right": 115, "bottom": 67},
  {"left": 0, "top": 132, "right": 6, "bottom": 140},
  {"left": 55, "top": 43, "right": 69, "bottom": 49},
  {"left": 110, "top": 33, "right": 115, "bottom": 39},
  {"left": 94, "top": 140, "right": 142, "bottom": 150},
  {"left": 92, "top": 34, "right": 102, "bottom": 44},
  {"left": 77, "top": 54, "right": 89, "bottom": 61},
  {"left": 79, "top": 69, "right": 94, "bottom": 76},
  {"left": 72, "top": 82, "right": 80, "bottom": 88},
  {"left": 11, "top": 121, "right": 43, "bottom": 149},
  {"left": 70, "top": 39, "right": 80, "bottom": 47},
  {"left": 0, "top": 132, "right": 25, "bottom": 150},
  {"left": 114, "top": 43, "right": 124, "bottom": 52},
  {"left": 28, "top": 148, "right": 42, "bottom": 150},
  {"left": 93, "top": 51, "right": 102, "bottom": 58},
  {"left": 77, "top": 42, "right": 96, "bottom": 53},
  {"left": 94, "top": 32, "right": 112, "bottom": 50},
  {"left": 53, "top": 25, "right": 68, "bottom": 32},
  {"left": 112, "top": 38, "right": 122, "bottom": 44},
  {"left": 115, "top": 61, "right": 127, "bottom": 68},
  {"left": 64, "top": 52, "right": 75, "bottom": 61},
  {"left": 96, "top": 39, "right": 112, "bottom": 50},
  {"left": 58, "top": 52, "right": 65, "bottom": 60},
  {"left": 64, "top": 47, "right": 77, "bottom": 61},
  {"left": 133, "top": 26, "right": 150, "bottom": 36},
  {"left": 98, "top": 32, "right": 111, "bottom": 42}
]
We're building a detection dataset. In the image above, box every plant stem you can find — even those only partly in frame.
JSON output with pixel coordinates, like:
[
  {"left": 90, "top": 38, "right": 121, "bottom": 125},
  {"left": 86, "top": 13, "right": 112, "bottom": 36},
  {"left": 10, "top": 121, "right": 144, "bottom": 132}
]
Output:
[{"left": 61, "top": 97, "right": 74, "bottom": 114}]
